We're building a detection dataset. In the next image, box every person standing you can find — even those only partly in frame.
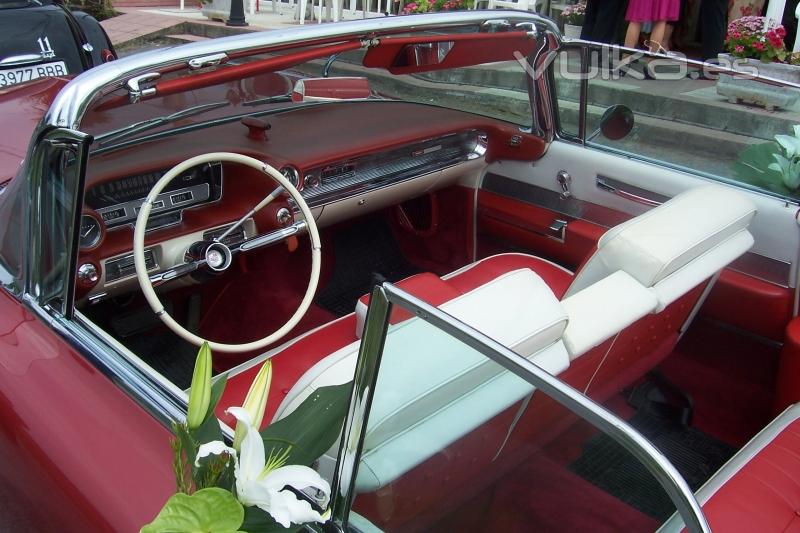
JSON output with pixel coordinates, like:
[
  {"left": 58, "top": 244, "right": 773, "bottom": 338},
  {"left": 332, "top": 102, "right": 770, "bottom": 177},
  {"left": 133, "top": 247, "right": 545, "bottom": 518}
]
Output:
[
  {"left": 700, "top": 0, "right": 729, "bottom": 61},
  {"left": 624, "top": 0, "right": 681, "bottom": 52},
  {"left": 580, "top": 0, "right": 627, "bottom": 44}
]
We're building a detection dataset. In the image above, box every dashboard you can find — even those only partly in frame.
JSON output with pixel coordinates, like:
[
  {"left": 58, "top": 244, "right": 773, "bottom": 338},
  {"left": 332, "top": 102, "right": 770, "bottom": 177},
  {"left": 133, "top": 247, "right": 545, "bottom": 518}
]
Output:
[{"left": 76, "top": 100, "right": 546, "bottom": 305}]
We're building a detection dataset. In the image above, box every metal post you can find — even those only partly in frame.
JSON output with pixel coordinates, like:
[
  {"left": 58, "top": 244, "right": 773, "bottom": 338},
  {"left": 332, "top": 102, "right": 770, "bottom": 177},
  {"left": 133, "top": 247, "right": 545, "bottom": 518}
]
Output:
[
  {"left": 227, "top": 0, "right": 249, "bottom": 26},
  {"left": 765, "top": 0, "right": 786, "bottom": 26},
  {"left": 795, "top": 2, "right": 800, "bottom": 52}
]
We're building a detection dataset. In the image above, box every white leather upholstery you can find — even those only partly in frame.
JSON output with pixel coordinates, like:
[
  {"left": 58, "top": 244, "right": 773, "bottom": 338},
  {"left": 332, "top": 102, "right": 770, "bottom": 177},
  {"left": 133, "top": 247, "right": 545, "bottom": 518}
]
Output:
[
  {"left": 273, "top": 269, "right": 571, "bottom": 491},
  {"left": 561, "top": 271, "right": 659, "bottom": 358},
  {"left": 565, "top": 185, "right": 757, "bottom": 299}
]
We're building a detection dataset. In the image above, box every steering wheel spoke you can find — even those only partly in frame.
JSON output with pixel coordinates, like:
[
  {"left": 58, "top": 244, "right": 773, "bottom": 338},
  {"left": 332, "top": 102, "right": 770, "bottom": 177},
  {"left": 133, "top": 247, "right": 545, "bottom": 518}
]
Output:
[
  {"left": 133, "top": 152, "right": 321, "bottom": 354},
  {"left": 237, "top": 220, "right": 307, "bottom": 253},
  {"left": 149, "top": 260, "right": 204, "bottom": 287}
]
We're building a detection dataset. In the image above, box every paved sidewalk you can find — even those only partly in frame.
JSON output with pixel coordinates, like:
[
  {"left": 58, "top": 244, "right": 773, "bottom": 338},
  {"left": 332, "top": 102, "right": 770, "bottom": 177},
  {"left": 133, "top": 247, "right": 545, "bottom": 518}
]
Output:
[{"left": 102, "top": 3, "right": 375, "bottom": 47}]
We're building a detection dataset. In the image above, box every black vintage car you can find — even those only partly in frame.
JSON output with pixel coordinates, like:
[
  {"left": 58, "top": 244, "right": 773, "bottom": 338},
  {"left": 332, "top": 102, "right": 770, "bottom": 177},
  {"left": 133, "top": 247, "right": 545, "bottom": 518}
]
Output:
[{"left": 0, "top": 0, "right": 115, "bottom": 88}]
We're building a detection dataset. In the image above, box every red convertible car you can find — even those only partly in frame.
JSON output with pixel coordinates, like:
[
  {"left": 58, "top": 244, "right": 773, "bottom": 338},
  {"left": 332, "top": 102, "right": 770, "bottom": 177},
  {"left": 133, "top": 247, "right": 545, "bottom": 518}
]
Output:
[{"left": 1, "top": 10, "right": 799, "bottom": 532}]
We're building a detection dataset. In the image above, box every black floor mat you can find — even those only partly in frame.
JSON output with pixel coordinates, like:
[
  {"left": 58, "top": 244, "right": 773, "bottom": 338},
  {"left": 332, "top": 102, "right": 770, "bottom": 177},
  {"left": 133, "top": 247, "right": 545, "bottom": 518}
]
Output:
[
  {"left": 315, "top": 219, "right": 420, "bottom": 316},
  {"left": 568, "top": 410, "right": 735, "bottom": 522},
  {"left": 121, "top": 333, "right": 198, "bottom": 389}
]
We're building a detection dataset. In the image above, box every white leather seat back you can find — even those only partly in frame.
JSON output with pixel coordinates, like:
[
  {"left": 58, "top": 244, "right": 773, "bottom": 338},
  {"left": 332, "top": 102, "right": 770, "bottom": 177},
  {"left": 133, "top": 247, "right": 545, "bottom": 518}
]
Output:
[
  {"left": 565, "top": 185, "right": 757, "bottom": 308},
  {"left": 273, "top": 269, "right": 571, "bottom": 491}
]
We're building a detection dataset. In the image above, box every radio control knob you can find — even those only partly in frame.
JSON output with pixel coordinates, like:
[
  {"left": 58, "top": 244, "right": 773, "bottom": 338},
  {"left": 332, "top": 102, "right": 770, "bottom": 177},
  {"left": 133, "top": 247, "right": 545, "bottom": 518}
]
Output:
[
  {"left": 304, "top": 174, "right": 320, "bottom": 189},
  {"left": 78, "top": 263, "right": 99, "bottom": 284}
]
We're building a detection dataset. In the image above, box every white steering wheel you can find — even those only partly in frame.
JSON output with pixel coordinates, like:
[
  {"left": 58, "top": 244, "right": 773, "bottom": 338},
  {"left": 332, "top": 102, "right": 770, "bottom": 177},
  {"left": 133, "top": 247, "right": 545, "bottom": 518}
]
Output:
[{"left": 133, "top": 152, "right": 321, "bottom": 354}]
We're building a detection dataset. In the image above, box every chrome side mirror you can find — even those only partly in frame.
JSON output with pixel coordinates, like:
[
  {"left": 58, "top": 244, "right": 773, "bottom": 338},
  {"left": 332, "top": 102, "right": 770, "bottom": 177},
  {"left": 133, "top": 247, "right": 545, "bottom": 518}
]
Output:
[{"left": 588, "top": 104, "right": 635, "bottom": 141}]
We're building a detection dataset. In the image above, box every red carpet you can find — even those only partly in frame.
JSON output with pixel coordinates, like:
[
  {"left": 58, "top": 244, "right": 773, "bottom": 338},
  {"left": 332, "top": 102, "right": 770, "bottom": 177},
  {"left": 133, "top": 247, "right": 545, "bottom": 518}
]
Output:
[
  {"left": 432, "top": 452, "right": 657, "bottom": 532},
  {"left": 656, "top": 320, "right": 780, "bottom": 447}
]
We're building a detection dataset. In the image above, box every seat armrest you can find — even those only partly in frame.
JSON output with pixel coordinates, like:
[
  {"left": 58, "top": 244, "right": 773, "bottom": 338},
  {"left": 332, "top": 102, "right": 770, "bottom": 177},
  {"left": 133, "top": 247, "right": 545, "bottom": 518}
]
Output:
[{"left": 562, "top": 271, "right": 659, "bottom": 359}]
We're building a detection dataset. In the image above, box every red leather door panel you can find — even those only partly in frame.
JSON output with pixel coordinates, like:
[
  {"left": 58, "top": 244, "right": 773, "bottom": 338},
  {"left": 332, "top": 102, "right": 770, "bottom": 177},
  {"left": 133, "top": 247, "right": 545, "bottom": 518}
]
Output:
[{"left": 476, "top": 190, "right": 605, "bottom": 271}]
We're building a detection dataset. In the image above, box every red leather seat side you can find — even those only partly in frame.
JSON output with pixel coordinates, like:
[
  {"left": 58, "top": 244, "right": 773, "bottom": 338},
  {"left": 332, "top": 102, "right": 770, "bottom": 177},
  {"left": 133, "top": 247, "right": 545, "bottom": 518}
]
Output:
[
  {"left": 701, "top": 419, "right": 800, "bottom": 532},
  {"left": 358, "top": 272, "right": 462, "bottom": 325},
  {"left": 216, "top": 314, "right": 358, "bottom": 428}
]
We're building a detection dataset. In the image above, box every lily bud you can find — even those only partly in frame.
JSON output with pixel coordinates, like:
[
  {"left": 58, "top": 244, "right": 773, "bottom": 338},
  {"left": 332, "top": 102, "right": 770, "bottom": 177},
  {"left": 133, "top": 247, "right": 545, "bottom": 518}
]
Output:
[
  {"left": 232, "top": 360, "right": 272, "bottom": 451},
  {"left": 186, "top": 342, "right": 212, "bottom": 430}
]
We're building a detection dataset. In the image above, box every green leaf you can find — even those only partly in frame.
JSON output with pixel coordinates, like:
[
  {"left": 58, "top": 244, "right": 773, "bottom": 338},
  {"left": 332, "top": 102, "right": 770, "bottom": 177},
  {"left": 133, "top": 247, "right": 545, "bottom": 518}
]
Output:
[
  {"left": 141, "top": 487, "right": 245, "bottom": 533},
  {"left": 775, "top": 134, "right": 800, "bottom": 159},
  {"left": 260, "top": 382, "right": 352, "bottom": 467},
  {"left": 731, "top": 140, "right": 798, "bottom": 197},
  {"left": 241, "top": 507, "right": 303, "bottom": 533},
  {"left": 205, "top": 373, "right": 229, "bottom": 425}
]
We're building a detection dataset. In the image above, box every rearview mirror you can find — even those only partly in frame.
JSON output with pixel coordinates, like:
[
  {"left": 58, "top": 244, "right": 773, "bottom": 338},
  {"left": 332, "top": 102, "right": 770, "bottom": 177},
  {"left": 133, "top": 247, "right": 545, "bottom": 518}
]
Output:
[
  {"left": 592, "top": 104, "right": 634, "bottom": 141},
  {"left": 291, "top": 77, "right": 371, "bottom": 102}
]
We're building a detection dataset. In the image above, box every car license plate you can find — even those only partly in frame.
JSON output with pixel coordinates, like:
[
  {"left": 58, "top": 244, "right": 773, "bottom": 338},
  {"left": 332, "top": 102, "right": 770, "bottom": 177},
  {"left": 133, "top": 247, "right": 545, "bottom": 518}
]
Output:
[{"left": 0, "top": 61, "right": 68, "bottom": 88}]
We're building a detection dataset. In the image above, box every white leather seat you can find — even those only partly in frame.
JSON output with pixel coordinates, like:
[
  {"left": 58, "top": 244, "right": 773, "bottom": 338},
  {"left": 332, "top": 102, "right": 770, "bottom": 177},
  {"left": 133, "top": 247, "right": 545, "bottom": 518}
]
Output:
[
  {"left": 274, "top": 268, "right": 571, "bottom": 491},
  {"left": 352, "top": 185, "right": 757, "bottom": 359},
  {"left": 559, "top": 184, "right": 756, "bottom": 357}
]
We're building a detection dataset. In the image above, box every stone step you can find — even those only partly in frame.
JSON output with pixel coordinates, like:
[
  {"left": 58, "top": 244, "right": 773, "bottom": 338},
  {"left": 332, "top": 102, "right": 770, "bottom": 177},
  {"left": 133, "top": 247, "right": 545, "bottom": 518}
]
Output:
[{"left": 165, "top": 33, "right": 211, "bottom": 42}]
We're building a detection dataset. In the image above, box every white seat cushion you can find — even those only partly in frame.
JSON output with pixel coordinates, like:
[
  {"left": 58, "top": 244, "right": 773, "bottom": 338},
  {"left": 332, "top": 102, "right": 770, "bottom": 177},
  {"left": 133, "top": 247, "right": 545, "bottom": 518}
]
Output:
[
  {"left": 566, "top": 185, "right": 757, "bottom": 298},
  {"left": 273, "top": 269, "right": 571, "bottom": 491}
]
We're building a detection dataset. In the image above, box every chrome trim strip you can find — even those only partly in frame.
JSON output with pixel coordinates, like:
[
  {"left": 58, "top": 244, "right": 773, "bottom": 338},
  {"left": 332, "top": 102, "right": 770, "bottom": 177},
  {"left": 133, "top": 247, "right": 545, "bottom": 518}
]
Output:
[
  {"left": 596, "top": 175, "right": 669, "bottom": 207},
  {"left": 26, "top": 297, "right": 187, "bottom": 429},
  {"left": 45, "top": 12, "right": 559, "bottom": 131},
  {"left": 728, "top": 251, "right": 792, "bottom": 288},
  {"left": 353, "top": 284, "right": 710, "bottom": 533},
  {"left": 481, "top": 173, "right": 630, "bottom": 227},
  {"left": 330, "top": 285, "right": 391, "bottom": 529},
  {"left": 658, "top": 403, "right": 800, "bottom": 532},
  {"left": 303, "top": 130, "right": 484, "bottom": 208}
]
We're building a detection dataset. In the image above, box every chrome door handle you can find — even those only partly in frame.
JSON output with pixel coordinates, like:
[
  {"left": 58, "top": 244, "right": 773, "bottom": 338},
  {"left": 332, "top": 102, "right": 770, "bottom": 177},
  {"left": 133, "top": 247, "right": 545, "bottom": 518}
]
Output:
[{"left": 596, "top": 176, "right": 665, "bottom": 207}]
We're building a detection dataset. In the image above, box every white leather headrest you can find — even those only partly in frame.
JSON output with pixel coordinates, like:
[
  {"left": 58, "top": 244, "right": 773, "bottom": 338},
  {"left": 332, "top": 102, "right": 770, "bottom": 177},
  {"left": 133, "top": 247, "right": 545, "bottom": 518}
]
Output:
[{"left": 566, "top": 185, "right": 756, "bottom": 296}]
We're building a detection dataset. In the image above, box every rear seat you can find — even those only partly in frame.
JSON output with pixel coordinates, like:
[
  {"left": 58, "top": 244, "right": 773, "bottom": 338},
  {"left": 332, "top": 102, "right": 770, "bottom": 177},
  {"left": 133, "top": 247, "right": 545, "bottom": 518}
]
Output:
[{"left": 659, "top": 403, "right": 800, "bottom": 532}]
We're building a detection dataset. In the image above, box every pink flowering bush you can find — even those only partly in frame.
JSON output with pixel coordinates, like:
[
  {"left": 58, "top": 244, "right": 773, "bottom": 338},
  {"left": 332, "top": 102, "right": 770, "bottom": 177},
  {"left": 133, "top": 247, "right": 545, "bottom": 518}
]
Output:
[
  {"left": 562, "top": 2, "right": 586, "bottom": 25},
  {"left": 725, "top": 16, "right": 787, "bottom": 63},
  {"left": 400, "top": 0, "right": 430, "bottom": 13},
  {"left": 400, "top": 0, "right": 467, "bottom": 13}
]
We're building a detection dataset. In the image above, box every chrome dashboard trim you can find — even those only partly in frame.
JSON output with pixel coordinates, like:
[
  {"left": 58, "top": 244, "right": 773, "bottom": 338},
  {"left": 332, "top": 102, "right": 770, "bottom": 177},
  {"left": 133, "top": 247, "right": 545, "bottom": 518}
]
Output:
[
  {"left": 97, "top": 183, "right": 210, "bottom": 227},
  {"left": 303, "top": 130, "right": 485, "bottom": 208}
]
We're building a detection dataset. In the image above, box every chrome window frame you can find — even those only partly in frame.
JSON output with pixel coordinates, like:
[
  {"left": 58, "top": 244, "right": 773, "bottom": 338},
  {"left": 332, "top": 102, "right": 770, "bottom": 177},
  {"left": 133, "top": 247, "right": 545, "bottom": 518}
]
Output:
[
  {"left": 331, "top": 282, "right": 710, "bottom": 533},
  {"left": 549, "top": 41, "right": 800, "bottom": 206}
]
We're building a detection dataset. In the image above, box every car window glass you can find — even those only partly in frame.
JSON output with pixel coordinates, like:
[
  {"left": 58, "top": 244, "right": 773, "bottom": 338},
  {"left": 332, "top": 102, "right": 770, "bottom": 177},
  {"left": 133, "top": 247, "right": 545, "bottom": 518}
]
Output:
[
  {"left": 553, "top": 47, "right": 581, "bottom": 138},
  {"left": 316, "top": 49, "right": 533, "bottom": 127},
  {"left": 345, "top": 316, "right": 675, "bottom": 532},
  {"left": 554, "top": 45, "right": 800, "bottom": 201},
  {"left": 39, "top": 145, "right": 80, "bottom": 307}
]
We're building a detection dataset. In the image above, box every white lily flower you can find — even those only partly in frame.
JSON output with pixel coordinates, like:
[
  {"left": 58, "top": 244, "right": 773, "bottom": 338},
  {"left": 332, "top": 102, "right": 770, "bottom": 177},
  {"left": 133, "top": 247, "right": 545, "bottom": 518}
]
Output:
[
  {"left": 195, "top": 406, "right": 331, "bottom": 529},
  {"left": 232, "top": 360, "right": 272, "bottom": 451}
]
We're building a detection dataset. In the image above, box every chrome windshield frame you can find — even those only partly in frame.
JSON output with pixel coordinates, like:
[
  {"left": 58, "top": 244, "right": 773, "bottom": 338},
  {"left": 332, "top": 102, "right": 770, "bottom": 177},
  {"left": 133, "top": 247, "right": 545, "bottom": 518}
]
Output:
[
  {"left": 44, "top": 11, "right": 560, "bottom": 131},
  {"left": 331, "top": 282, "right": 710, "bottom": 533}
]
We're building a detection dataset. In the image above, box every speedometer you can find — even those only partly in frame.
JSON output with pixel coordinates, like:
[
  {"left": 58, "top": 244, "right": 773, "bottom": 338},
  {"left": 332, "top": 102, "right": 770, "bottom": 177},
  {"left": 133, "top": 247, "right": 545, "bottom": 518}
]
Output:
[{"left": 79, "top": 214, "right": 103, "bottom": 250}]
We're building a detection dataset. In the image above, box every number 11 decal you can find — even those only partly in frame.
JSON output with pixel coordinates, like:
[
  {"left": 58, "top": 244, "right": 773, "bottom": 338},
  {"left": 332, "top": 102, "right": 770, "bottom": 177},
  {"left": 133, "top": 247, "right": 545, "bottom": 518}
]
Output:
[{"left": 37, "top": 37, "right": 55, "bottom": 59}]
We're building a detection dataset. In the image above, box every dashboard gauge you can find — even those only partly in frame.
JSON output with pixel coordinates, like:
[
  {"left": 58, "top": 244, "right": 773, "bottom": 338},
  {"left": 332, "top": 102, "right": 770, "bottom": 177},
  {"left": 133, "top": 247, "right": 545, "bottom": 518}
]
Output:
[
  {"left": 79, "top": 214, "right": 103, "bottom": 250},
  {"left": 280, "top": 166, "right": 301, "bottom": 189}
]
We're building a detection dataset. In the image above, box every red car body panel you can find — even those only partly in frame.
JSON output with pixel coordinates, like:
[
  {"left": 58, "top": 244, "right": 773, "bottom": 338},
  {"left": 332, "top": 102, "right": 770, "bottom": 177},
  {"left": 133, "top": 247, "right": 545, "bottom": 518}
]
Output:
[
  {"left": 0, "top": 290, "right": 174, "bottom": 531},
  {"left": 0, "top": 77, "right": 70, "bottom": 184}
]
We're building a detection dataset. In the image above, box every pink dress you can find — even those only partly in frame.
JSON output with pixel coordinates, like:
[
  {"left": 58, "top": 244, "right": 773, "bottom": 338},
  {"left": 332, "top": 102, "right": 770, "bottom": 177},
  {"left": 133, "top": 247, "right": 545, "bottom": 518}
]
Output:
[{"left": 625, "top": 0, "right": 680, "bottom": 22}]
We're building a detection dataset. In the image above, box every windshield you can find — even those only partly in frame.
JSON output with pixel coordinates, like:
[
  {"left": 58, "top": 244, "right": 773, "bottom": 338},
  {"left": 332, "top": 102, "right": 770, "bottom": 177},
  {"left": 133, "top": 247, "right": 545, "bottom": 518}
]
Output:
[{"left": 82, "top": 30, "right": 534, "bottom": 150}]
